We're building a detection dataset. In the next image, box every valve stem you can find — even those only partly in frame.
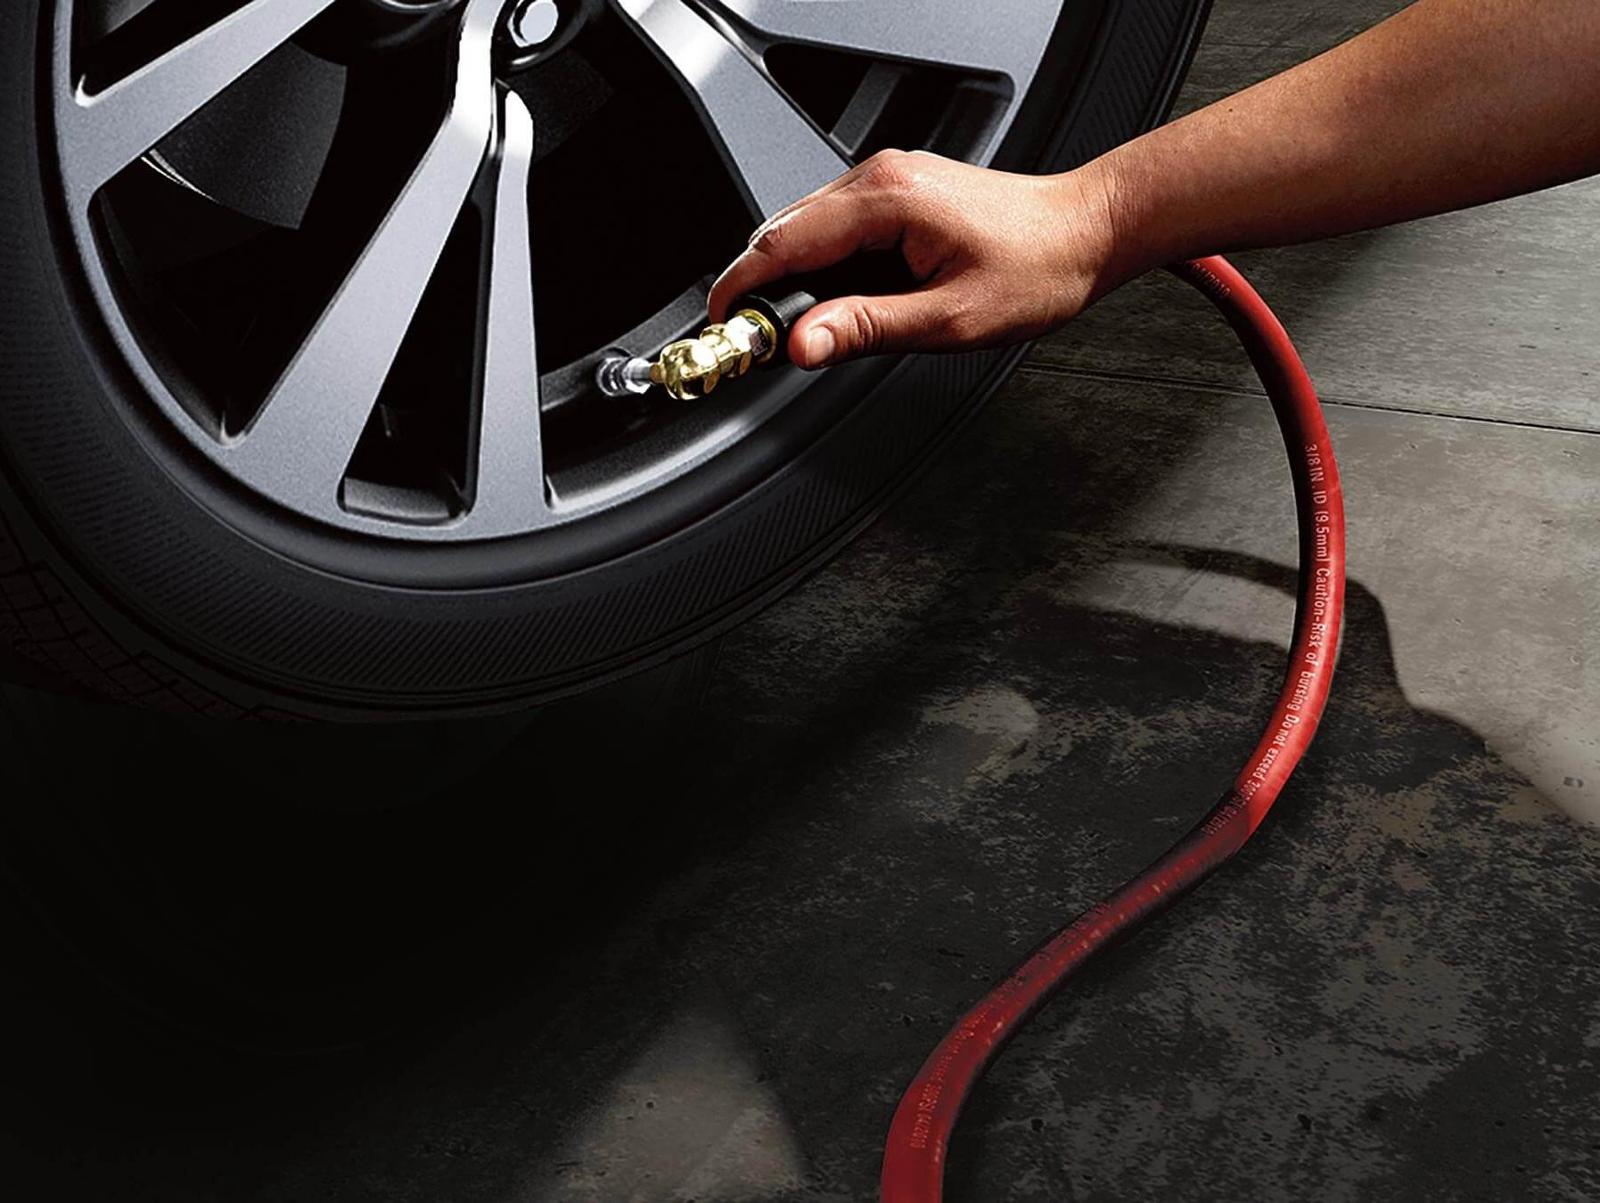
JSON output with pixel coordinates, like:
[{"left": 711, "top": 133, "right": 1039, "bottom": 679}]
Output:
[
  {"left": 596, "top": 308, "right": 779, "bottom": 401},
  {"left": 594, "top": 354, "right": 656, "bottom": 397}
]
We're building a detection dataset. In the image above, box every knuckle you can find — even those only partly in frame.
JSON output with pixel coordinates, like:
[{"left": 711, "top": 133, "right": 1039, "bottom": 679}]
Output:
[
  {"left": 940, "top": 301, "right": 983, "bottom": 344},
  {"left": 861, "top": 148, "right": 913, "bottom": 189},
  {"left": 749, "top": 216, "right": 791, "bottom": 258},
  {"left": 846, "top": 303, "right": 888, "bottom": 355}
]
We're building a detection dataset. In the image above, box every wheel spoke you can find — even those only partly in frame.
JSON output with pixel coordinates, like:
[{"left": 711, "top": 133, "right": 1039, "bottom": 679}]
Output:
[
  {"left": 714, "top": 0, "right": 1062, "bottom": 83},
  {"left": 60, "top": 0, "right": 341, "bottom": 203},
  {"left": 468, "top": 90, "right": 554, "bottom": 534},
  {"left": 614, "top": 0, "right": 848, "bottom": 216},
  {"left": 230, "top": 0, "right": 503, "bottom": 512}
]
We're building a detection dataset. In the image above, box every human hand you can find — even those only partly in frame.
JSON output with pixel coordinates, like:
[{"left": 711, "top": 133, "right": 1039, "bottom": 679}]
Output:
[{"left": 707, "top": 150, "right": 1126, "bottom": 369}]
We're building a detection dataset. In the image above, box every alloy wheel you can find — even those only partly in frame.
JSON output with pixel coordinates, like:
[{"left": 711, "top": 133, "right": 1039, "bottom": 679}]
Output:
[{"left": 51, "top": 0, "right": 1067, "bottom": 544}]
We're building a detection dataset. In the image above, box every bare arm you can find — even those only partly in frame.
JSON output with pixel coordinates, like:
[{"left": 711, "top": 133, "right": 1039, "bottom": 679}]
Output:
[
  {"left": 1106, "top": 0, "right": 1600, "bottom": 272},
  {"left": 710, "top": 0, "right": 1600, "bottom": 369}
]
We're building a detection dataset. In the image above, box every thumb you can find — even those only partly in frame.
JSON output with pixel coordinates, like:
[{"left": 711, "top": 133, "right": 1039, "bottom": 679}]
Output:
[{"left": 789, "top": 291, "right": 952, "bottom": 368}]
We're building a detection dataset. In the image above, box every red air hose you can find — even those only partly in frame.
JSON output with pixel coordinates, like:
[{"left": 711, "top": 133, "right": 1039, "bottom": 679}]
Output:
[{"left": 879, "top": 255, "right": 1348, "bottom": 1202}]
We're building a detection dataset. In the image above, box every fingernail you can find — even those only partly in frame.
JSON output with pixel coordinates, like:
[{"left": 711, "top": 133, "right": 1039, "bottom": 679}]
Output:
[{"left": 804, "top": 326, "right": 836, "bottom": 366}]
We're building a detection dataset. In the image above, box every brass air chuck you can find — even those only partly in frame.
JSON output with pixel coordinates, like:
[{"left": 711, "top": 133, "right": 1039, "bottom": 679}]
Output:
[
  {"left": 595, "top": 308, "right": 779, "bottom": 401},
  {"left": 655, "top": 308, "right": 780, "bottom": 400}
]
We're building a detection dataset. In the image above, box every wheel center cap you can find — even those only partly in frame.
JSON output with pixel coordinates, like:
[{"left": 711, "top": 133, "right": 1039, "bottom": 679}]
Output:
[{"left": 508, "top": 0, "right": 561, "bottom": 49}]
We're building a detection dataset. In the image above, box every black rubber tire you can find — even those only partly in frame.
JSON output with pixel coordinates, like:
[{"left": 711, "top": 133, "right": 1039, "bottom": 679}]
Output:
[{"left": 0, "top": 0, "right": 1211, "bottom": 721}]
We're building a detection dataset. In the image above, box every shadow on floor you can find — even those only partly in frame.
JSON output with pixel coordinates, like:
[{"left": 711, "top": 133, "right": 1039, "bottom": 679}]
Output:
[{"left": 0, "top": 544, "right": 1594, "bottom": 1202}]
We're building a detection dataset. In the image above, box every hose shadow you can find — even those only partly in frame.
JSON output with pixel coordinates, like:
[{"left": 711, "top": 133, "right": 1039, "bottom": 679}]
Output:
[{"left": 0, "top": 521, "right": 1593, "bottom": 1202}]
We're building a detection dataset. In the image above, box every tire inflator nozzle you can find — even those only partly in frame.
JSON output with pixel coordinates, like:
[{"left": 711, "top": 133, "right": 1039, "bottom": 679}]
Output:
[
  {"left": 596, "top": 305, "right": 781, "bottom": 402},
  {"left": 594, "top": 253, "right": 914, "bottom": 401}
]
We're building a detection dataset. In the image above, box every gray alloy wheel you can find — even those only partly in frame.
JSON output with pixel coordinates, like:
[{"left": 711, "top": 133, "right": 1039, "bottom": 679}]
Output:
[{"left": 0, "top": 0, "right": 1210, "bottom": 718}]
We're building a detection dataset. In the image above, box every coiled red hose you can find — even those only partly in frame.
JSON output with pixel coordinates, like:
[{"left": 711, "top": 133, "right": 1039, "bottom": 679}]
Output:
[{"left": 880, "top": 255, "right": 1347, "bottom": 1202}]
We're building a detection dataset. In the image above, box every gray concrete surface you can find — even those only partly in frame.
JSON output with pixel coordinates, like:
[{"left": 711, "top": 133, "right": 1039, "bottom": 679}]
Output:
[{"left": 3, "top": 2, "right": 1598, "bottom": 1200}]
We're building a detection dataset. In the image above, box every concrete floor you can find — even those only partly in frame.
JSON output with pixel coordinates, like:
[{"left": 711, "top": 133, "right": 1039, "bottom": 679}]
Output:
[{"left": 4, "top": 1, "right": 1599, "bottom": 1199}]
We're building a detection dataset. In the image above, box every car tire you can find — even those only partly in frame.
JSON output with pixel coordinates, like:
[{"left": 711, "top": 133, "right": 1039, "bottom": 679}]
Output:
[{"left": 0, "top": 0, "right": 1211, "bottom": 721}]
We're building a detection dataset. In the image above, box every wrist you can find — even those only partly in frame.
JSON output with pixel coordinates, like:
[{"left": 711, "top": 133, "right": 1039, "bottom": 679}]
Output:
[
  {"left": 1042, "top": 153, "right": 1147, "bottom": 312},
  {"left": 1073, "top": 148, "right": 1159, "bottom": 293}
]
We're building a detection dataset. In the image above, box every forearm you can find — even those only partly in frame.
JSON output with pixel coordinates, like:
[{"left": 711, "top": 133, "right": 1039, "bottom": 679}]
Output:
[
  {"left": 1082, "top": 0, "right": 1600, "bottom": 282},
  {"left": 709, "top": 0, "right": 1600, "bottom": 367}
]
